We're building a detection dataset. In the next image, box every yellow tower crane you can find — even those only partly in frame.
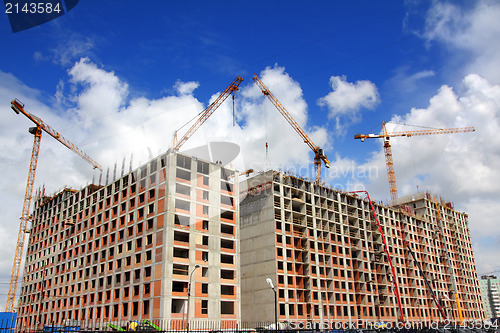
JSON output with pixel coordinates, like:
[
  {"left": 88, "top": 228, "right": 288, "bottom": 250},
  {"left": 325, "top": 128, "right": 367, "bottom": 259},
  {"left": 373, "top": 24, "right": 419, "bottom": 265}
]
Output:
[
  {"left": 5, "top": 99, "right": 102, "bottom": 312},
  {"left": 172, "top": 76, "right": 243, "bottom": 151},
  {"left": 253, "top": 74, "right": 330, "bottom": 185},
  {"left": 354, "top": 121, "right": 475, "bottom": 200}
]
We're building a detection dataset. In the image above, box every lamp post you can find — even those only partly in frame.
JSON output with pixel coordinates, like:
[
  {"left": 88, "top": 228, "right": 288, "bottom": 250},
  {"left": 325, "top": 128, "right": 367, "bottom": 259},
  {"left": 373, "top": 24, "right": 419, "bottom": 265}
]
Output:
[
  {"left": 185, "top": 264, "right": 200, "bottom": 333},
  {"left": 266, "top": 278, "right": 278, "bottom": 331}
]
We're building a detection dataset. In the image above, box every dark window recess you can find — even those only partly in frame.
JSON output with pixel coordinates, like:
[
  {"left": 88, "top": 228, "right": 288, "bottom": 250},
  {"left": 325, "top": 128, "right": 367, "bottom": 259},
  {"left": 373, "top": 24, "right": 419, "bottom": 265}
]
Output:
[
  {"left": 176, "top": 168, "right": 191, "bottom": 181},
  {"left": 221, "top": 195, "right": 234, "bottom": 206},
  {"left": 133, "top": 302, "right": 139, "bottom": 316},
  {"left": 173, "top": 248, "right": 189, "bottom": 259},
  {"left": 221, "top": 254, "right": 234, "bottom": 264},
  {"left": 221, "top": 285, "right": 234, "bottom": 295},
  {"left": 176, "top": 155, "right": 191, "bottom": 169},
  {"left": 176, "top": 184, "right": 190, "bottom": 196},
  {"left": 122, "top": 303, "right": 128, "bottom": 317},
  {"left": 173, "top": 264, "right": 188, "bottom": 276},
  {"left": 221, "top": 301, "right": 234, "bottom": 315},
  {"left": 175, "top": 199, "right": 190, "bottom": 212},
  {"left": 174, "top": 214, "right": 190, "bottom": 226},
  {"left": 221, "top": 239, "right": 234, "bottom": 250},
  {"left": 171, "top": 299, "right": 185, "bottom": 314},
  {"left": 172, "top": 281, "right": 187, "bottom": 292},
  {"left": 220, "top": 210, "right": 234, "bottom": 220},
  {"left": 201, "top": 300, "right": 208, "bottom": 315},
  {"left": 197, "top": 161, "right": 209, "bottom": 175},
  {"left": 174, "top": 231, "right": 189, "bottom": 243},
  {"left": 221, "top": 270, "right": 234, "bottom": 280},
  {"left": 220, "top": 224, "right": 233, "bottom": 234}
]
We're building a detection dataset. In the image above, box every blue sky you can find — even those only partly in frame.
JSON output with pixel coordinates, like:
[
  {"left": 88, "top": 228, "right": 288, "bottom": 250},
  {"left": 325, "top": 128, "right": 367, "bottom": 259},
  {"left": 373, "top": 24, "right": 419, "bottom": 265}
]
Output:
[{"left": 1, "top": 1, "right": 500, "bottom": 308}]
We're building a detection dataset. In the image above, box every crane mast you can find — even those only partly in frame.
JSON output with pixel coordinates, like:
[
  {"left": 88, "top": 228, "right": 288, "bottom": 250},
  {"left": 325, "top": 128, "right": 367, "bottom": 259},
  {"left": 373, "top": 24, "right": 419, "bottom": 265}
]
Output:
[
  {"left": 5, "top": 99, "right": 102, "bottom": 312},
  {"left": 252, "top": 74, "right": 330, "bottom": 184},
  {"left": 355, "top": 121, "right": 475, "bottom": 200},
  {"left": 172, "top": 76, "right": 243, "bottom": 151}
]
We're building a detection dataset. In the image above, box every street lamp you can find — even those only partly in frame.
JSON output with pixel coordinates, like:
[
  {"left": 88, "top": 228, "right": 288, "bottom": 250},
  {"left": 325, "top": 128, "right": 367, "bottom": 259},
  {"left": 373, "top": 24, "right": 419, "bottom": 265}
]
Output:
[
  {"left": 185, "top": 264, "right": 200, "bottom": 333},
  {"left": 266, "top": 278, "right": 278, "bottom": 330}
]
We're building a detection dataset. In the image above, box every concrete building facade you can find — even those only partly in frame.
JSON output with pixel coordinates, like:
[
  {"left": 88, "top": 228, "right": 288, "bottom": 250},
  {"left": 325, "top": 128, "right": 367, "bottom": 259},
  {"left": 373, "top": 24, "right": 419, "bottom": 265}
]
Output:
[
  {"left": 240, "top": 171, "right": 484, "bottom": 325},
  {"left": 16, "top": 152, "right": 240, "bottom": 329},
  {"left": 479, "top": 275, "right": 500, "bottom": 320}
]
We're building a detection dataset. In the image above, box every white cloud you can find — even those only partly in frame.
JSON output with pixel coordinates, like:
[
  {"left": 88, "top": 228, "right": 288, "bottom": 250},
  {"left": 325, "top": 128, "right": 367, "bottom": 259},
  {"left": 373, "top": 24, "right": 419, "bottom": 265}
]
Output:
[
  {"left": 32, "top": 36, "right": 95, "bottom": 66},
  {"left": 174, "top": 80, "right": 200, "bottom": 95},
  {"left": 388, "top": 67, "right": 436, "bottom": 93},
  {"left": 0, "top": 62, "right": 332, "bottom": 306},
  {"left": 420, "top": 1, "right": 500, "bottom": 83},
  {"left": 354, "top": 74, "right": 500, "bottom": 274},
  {"left": 68, "top": 57, "right": 129, "bottom": 128},
  {"left": 317, "top": 75, "right": 379, "bottom": 132}
]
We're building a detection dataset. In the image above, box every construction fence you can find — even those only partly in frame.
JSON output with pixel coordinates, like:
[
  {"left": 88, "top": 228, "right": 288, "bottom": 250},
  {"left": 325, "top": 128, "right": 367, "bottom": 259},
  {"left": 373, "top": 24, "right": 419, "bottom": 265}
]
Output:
[{"left": 3, "top": 318, "right": 499, "bottom": 333}]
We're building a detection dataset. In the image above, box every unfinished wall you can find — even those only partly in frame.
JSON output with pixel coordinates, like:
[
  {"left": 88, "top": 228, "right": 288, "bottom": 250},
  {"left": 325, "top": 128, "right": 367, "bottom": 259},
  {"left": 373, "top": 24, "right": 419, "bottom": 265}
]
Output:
[
  {"left": 240, "top": 171, "right": 485, "bottom": 324},
  {"left": 16, "top": 152, "right": 240, "bottom": 330}
]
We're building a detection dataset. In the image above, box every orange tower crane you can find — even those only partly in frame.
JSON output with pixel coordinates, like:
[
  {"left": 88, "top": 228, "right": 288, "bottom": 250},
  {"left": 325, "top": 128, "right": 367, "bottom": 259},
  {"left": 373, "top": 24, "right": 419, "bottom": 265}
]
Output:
[
  {"left": 172, "top": 76, "right": 243, "bottom": 151},
  {"left": 5, "top": 99, "right": 102, "bottom": 312},
  {"left": 253, "top": 74, "right": 331, "bottom": 185},
  {"left": 354, "top": 121, "right": 475, "bottom": 200}
]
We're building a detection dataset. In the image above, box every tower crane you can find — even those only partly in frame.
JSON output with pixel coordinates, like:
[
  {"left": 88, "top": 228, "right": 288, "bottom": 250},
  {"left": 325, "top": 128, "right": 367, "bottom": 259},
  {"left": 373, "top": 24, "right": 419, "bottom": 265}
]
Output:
[
  {"left": 253, "top": 74, "right": 330, "bottom": 185},
  {"left": 354, "top": 121, "right": 475, "bottom": 200},
  {"left": 5, "top": 99, "right": 102, "bottom": 312},
  {"left": 172, "top": 76, "right": 243, "bottom": 151}
]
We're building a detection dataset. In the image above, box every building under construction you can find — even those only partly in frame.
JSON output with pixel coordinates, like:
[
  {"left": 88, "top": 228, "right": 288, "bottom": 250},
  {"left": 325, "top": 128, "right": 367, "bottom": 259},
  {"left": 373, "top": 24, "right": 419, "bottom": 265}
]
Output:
[
  {"left": 240, "top": 170, "right": 484, "bottom": 325},
  {"left": 15, "top": 152, "right": 240, "bottom": 330},
  {"left": 14, "top": 152, "right": 486, "bottom": 329}
]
